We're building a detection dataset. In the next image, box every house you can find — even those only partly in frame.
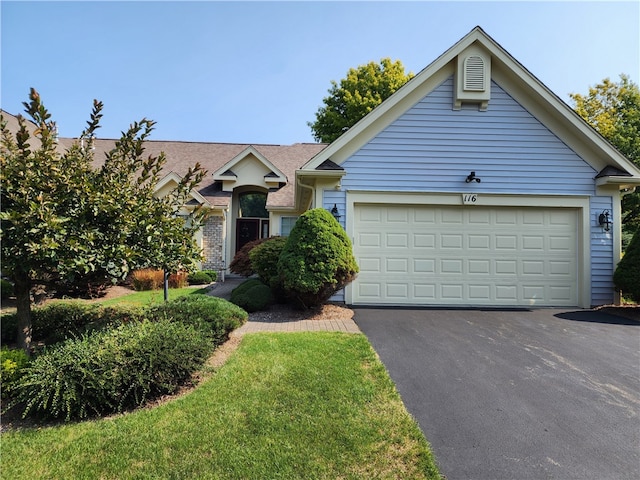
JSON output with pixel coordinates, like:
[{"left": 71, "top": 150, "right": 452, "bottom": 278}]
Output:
[
  {"left": 298, "top": 26, "right": 640, "bottom": 308},
  {"left": 3, "top": 26, "right": 639, "bottom": 308}
]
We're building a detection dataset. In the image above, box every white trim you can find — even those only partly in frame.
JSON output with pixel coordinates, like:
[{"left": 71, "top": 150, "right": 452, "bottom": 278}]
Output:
[{"left": 212, "top": 146, "right": 287, "bottom": 183}]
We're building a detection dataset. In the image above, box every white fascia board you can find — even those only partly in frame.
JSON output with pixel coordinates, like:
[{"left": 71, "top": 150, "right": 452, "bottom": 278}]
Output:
[{"left": 212, "top": 146, "right": 287, "bottom": 182}]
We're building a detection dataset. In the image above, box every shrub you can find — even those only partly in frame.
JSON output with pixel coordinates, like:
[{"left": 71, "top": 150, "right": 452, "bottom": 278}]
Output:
[
  {"left": 614, "top": 229, "right": 640, "bottom": 302},
  {"left": 131, "top": 269, "right": 164, "bottom": 291},
  {"left": 201, "top": 270, "right": 218, "bottom": 282},
  {"left": 231, "top": 282, "right": 275, "bottom": 312},
  {"left": 1, "top": 347, "right": 29, "bottom": 400},
  {"left": 230, "top": 278, "right": 264, "bottom": 301},
  {"left": 1, "top": 279, "right": 14, "bottom": 299},
  {"left": 16, "top": 319, "right": 212, "bottom": 420},
  {"left": 278, "top": 208, "right": 358, "bottom": 308},
  {"left": 250, "top": 236, "right": 287, "bottom": 286},
  {"left": 147, "top": 294, "right": 247, "bottom": 345},
  {"left": 188, "top": 271, "right": 213, "bottom": 285},
  {"left": 230, "top": 238, "right": 267, "bottom": 276},
  {"left": 168, "top": 271, "right": 188, "bottom": 289},
  {"left": 1, "top": 312, "right": 18, "bottom": 344}
]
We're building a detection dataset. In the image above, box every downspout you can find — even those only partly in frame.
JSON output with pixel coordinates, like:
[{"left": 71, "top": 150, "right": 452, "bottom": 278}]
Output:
[
  {"left": 220, "top": 207, "right": 227, "bottom": 283},
  {"left": 298, "top": 176, "right": 315, "bottom": 211}
]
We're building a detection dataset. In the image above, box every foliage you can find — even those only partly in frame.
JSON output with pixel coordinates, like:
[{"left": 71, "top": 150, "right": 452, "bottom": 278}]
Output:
[
  {"left": 168, "top": 271, "right": 188, "bottom": 289},
  {"left": 278, "top": 208, "right": 358, "bottom": 308},
  {"left": 1, "top": 278, "right": 13, "bottom": 299},
  {"left": 570, "top": 74, "right": 640, "bottom": 233},
  {"left": 15, "top": 319, "right": 213, "bottom": 420},
  {"left": 230, "top": 280, "right": 274, "bottom": 312},
  {"left": 201, "top": 269, "right": 218, "bottom": 282},
  {"left": 98, "top": 286, "right": 208, "bottom": 307},
  {"left": 1, "top": 347, "right": 30, "bottom": 400},
  {"left": 249, "top": 236, "right": 287, "bottom": 287},
  {"left": 131, "top": 268, "right": 165, "bottom": 291},
  {"left": 0, "top": 89, "right": 207, "bottom": 353},
  {"left": 308, "top": 58, "right": 414, "bottom": 143},
  {"left": 146, "top": 294, "right": 247, "bottom": 344},
  {"left": 1, "top": 302, "right": 146, "bottom": 345},
  {"left": 187, "top": 271, "right": 214, "bottom": 285},
  {"left": 229, "top": 237, "right": 267, "bottom": 276},
  {"left": 613, "top": 229, "right": 640, "bottom": 302},
  {"left": 1, "top": 333, "right": 440, "bottom": 479}
]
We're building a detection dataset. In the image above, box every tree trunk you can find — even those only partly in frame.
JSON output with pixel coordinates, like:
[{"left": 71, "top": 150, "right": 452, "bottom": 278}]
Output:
[{"left": 13, "top": 273, "right": 33, "bottom": 356}]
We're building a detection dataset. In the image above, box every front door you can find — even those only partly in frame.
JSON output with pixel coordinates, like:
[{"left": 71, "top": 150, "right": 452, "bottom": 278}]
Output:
[{"left": 236, "top": 218, "right": 260, "bottom": 252}]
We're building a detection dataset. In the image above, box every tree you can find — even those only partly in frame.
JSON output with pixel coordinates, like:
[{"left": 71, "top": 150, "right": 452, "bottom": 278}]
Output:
[
  {"left": 277, "top": 208, "right": 358, "bottom": 309},
  {"left": 0, "top": 89, "right": 207, "bottom": 353},
  {"left": 613, "top": 229, "right": 640, "bottom": 302},
  {"left": 570, "top": 74, "right": 640, "bottom": 233},
  {"left": 308, "top": 58, "right": 414, "bottom": 143}
]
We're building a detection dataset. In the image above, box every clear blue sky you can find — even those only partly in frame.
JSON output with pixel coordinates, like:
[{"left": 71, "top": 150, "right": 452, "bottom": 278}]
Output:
[{"left": 2, "top": 1, "right": 638, "bottom": 145}]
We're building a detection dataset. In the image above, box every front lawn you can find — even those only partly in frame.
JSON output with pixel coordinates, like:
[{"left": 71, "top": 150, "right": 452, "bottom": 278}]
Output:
[
  {"left": 98, "top": 286, "right": 209, "bottom": 306},
  {"left": 1, "top": 332, "right": 441, "bottom": 479}
]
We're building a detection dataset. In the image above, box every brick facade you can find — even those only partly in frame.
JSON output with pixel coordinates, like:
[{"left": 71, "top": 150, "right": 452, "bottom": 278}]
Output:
[{"left": 201, "top": 215, "right": 225, "bottom": 272}]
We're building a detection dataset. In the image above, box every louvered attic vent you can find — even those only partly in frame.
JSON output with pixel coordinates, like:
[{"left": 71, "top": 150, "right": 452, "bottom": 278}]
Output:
[
  {"left": 454, "top": 46, "right": 491, "bottom": 111},
  {"left": 464, "top": 56, "right": 485, "bottom": 91}
]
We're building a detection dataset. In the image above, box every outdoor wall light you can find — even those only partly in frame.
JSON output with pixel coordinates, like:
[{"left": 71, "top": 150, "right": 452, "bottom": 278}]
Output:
[
  {"left": 330, "top": 204, "right": 341, "bottom": 221},
  {"left": 465, "top": 171, "right": 481, "bottom": 183},
  {"left": 598, "top": 210, "right": 612, "bottom": 232}
]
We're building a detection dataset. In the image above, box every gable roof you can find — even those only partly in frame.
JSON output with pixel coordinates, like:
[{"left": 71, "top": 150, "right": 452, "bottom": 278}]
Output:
[
  {"left": 300, "top": 26, "right": 640, "bottom": 187},
  {"left": 1, "top": 108, "right": 327, "bottom": 209}
]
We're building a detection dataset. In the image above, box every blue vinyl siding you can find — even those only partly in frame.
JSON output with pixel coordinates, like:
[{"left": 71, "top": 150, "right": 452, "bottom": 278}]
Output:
[
  {"left": 324, "top": 189, "right": 347, "bottom": 302},
  {"left": 590, "top": 196, "right": 615, "bottom": 305},
  {"left": 341, "top": 76, "right": 597, "bottom": 195}
]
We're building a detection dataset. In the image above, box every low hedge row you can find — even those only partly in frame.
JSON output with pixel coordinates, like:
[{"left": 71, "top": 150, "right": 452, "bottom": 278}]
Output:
[{"left": 4, "top": 295, "right": 248, "bottom": 421}]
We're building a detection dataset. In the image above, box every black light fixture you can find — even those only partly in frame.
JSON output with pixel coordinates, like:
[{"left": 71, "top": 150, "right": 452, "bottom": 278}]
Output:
[
  {"left": 330, "top": 204, "right": 341, "bottom": 221},
  {"left": 465, "top": 171, "right": 481, "bottom": 183},
  {"left": 598, "top": 210, "right": 612, "bottom": 232}
]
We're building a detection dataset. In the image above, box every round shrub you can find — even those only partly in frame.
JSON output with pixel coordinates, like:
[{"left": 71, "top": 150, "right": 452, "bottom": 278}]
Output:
[
  {"left": 231, "top": 283, "right": 275, "bottom": 312},
  {"left": 1, "top": 347, "right": 29, "bottom": 400},
  {"left": 188, "top": 271, "right": 213, "bottom": 285},
  {"left": 230, "top": 278, "right": 264, "bottom": 300},
  {"left": 249, "top": 236, "right": 287, "bottom": 287},
  {"left": 147, "top": 294, "right": 247, "bottom": 345},
  {"left": 229, "top": 238, "right": 267, "bottom": 276},
  {"left": 278, "top": 208, "right": 359, "bottom": 309},
  {"left": 614, "top": 229, "right": 640, "bottom": 302},
  {"left": 16, "top": 319, "right": 212, "bottom": 420},
  {"left": 1, "top": 279, "right": 14, "bottom": 299},
  {"left": 201, "top": 270, "right": 218, "bottom": 282}
]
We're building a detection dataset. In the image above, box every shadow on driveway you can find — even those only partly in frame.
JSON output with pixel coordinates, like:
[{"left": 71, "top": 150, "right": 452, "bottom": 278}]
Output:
[{"left": 354, "top": 307, "right": 640, "bottom": 480}]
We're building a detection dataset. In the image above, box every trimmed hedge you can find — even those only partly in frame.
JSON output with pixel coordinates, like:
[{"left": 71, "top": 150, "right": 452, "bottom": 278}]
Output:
[
  {"left": 188, "top": 271, "right": 214, "bottom": 285},
  {"left": 230, "top": 280, "right": 274, "bottom": 312},
  {"left": 278, "top": 208, "right": 358, "bottom": 308},
  {"left": 614, "top": 229, "right": 640, "bottom": 302},
  {"left": 16, "top": 319, "right": 213, "bottom": 420},
  {"left": 249, "top": 236, "right": 287, "bottom": 287}
]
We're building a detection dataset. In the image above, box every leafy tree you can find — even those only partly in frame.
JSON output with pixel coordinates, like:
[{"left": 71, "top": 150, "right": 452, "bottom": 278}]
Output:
[
  {"left": 613, "top": 229, "right": 640, "bottom": 302},
  {"left": 308, "top": 58, "right": 414, "bottom": 143},
  {"left": 0, "top": 89, "right": 206, "bottom": 354},
  {"left": 277, "top": 208, "right": 358, "bottom": 309},
  {"left": 570, "top": 74, "right": 640, "bottom": 234}
]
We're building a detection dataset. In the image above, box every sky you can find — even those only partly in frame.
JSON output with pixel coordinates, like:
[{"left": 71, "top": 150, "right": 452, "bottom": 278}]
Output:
[{"left": 2, "top": 1, "right": 639, "bottom": 145}]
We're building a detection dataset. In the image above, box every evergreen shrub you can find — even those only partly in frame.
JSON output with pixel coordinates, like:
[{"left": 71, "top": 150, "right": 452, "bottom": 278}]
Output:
[
  {"left": 249, "top": 236, "right": 287, "bottom": 288},
  {"left": 188, "top": 271, "right": 213, "bottom": 285},
  {"left": 278, "top": 208, "right": 358, "bottom": 308},
  {"left": 614, "top": 230, "right": 640, "bottom": 302},
  {"left": 230, "top": 282, "right": 274, "bottom": 312}
]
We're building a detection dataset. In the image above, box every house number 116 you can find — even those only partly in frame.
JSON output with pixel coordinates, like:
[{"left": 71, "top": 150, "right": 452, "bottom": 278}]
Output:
[{"left": 462, "top": 194, "right": 478, "bottom": 204}]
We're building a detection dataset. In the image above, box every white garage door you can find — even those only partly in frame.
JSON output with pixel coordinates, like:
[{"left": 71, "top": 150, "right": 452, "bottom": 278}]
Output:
[{"left": 353, "top": 204, "right": 578, "bottom": 306}]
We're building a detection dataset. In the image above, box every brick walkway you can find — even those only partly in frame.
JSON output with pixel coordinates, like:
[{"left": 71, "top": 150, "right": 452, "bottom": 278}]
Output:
[{"left": 207, "top": 276, "right": 361, "bottom": 335}]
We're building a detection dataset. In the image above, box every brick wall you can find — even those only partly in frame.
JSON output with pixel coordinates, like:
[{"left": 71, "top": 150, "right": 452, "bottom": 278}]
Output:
[{"left": 201, "top": 215, "right": 225, "bottom": 272}]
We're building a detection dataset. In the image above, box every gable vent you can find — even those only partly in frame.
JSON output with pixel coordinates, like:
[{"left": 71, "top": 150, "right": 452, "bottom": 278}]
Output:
[{"left": 464, "top": 55, "right": 485, "bottom": 91}]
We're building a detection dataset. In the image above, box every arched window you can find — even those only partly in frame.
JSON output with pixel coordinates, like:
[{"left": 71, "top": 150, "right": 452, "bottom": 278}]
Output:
[{"left": 238, "top": 191, "right": 268, "bottom": 218}]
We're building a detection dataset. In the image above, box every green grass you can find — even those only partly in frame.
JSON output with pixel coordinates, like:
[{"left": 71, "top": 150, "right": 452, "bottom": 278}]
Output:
[
  {"left": 1, "top": 332, "right": 441, "bottom": 479},
  {"left": 98, "top": 286, "right": 209, "bottom": 306}
]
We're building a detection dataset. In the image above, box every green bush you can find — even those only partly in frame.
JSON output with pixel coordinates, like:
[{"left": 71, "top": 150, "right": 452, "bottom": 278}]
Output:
[
  {"left": 187, "top": 271, "right": 213, "bottom": 285},
  {"left": 1, "top": 303, "right": 146, "bottom": 345},
  {"left": 249, "top": 236, "right": 287, "bottom": 287},
  {"left": 1, "top": 347, "right": 29, "bottom": 400},
  {"left": 231, "top": 282, "right": 275, "bottom": 312},
  {"left": 614, "top": 229, "right": 640, "bottom": 302},
  {"left": 1, "top": 279, "right": 14, "bottom": 299},
  {"left": 16, "top": 319, "right": 212, "bottom": 420},
  {"left": 147, "top": 294, "right": 247, "bottom": 345},
  {"left": 229, "top": 238, "right": 267, "bottom": 276},
  {"left": 278, "top": 208, "right": 359, "bottom": 309},
  {"left": 201, "top": 270, "right": 218, "bottom": 282}
]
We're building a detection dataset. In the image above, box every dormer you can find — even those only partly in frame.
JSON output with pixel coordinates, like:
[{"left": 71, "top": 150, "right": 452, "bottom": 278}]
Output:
[
  {"left": 212, "top": 146, "right": 287, "bottom": 192},
  {"left": 454, "top": 44, "right": 491, "bottom": 111}
]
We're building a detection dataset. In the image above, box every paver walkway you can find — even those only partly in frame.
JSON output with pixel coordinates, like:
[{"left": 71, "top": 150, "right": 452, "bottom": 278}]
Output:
[{"left": 207, "top": 276, "right": 360, "bottom": 335}]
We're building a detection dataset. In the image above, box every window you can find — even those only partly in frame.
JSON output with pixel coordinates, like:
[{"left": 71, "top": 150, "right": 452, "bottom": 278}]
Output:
[
  {"left": 281, "top": 216, "right": 298, "bottom": 236},
  {"left": 238, "top": 192, "right": 268, "bottom": 218}
]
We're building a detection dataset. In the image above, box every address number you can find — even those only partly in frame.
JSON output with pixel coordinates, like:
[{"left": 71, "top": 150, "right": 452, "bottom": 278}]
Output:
[{"left": 462, "top": 194, "right": 478, "bottom": 204}]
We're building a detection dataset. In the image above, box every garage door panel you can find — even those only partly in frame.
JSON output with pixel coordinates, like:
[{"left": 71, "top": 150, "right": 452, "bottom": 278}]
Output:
[{"left": 353, "top": 204, "right": 578, "bottom": 306}]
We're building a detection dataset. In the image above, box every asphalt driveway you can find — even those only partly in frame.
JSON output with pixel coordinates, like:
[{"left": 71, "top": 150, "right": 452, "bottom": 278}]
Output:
[{"left": 354, "top": 308, "right": 640, "bottom": 480}]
